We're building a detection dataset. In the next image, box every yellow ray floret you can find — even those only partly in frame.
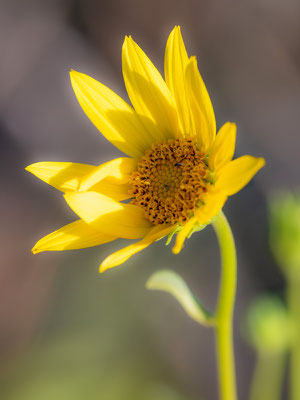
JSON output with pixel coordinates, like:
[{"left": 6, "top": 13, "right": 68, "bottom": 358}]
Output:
[
  {"left": 185, "top": 56, "right": 216, "bottom": 148},
  {"left": 70, "top": 70, "right": 153, "bottom": 158},
  {"left": 64, "top": 191, "right": 152, "bottom": 239},
  {"left": 209, "top": 122, "right": 236, "bottom": 171},
  {"left": 216, "top": 156, "right": 265, "bottom": 195},
  {"left": 32, "top": 219, "right": 117, "bottom": 253},
  {"left": 79, "top": 157, "right": 136, "bottom": 191},
  {"left": 25, "top": 162, "right": 94, "bottom": 192},
  {"left": 164, "top": 26, "right": 191, "bottom": 135},
  {"left": 26, "top": 160, "right": 134, "bottom": 201},
  {"left": 26, "top": 25, "right": 265, "bottom": 272},
  {"left": 122, "top": 35, "right": 180, "bottom": 141},
  {"left": 100, "top": 224, "right": 174, "bottom": 272}
]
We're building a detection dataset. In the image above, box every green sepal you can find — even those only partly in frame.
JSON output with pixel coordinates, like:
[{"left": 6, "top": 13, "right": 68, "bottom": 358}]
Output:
[
  {"left": 165, "top": 225, "right": 180, "bottom": 245},
  {"left": 146, "top": 269, "right": 215, "bottom": 327},
  {"left": 187, "top": 223, "right": 207, "bottom": 238}
]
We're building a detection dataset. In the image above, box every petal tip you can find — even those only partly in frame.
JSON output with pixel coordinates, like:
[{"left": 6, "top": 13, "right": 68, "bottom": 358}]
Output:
[
  {"left": 257, "top": 157, "right": 266, "bottom": 172},
  {"left": 172, "top": 244, "right": 181, "bottom": 255},
  {"left": 63, "top": 192, "right": 70, "bottom": 200},
  {"left": 99, "top": 261, "right": 110, "bottom": 273},
  {"left": 63, "top": 191, "right": 74, "bottom": 207},
  {"left": 31, "top": 245, "right": 40, "bottom": 254},
  {"left": 228, "top": 121, "right": 237, "bottom": 129},
  {"left": 259, "top": 157, "right": 266, "bottom": 167},
  {"left": 69, "top": 70, "right": 83, "bottom": 84},
  {"left": 25, "top": 163, "right": 40, "bottom": 177},
  {"left": 124, "top": 35, "right": 133, "bottom": 44},
  {"left": 99, "top": 266, "right": 105, "bottom": 274},
  {"left": 255, "top": 156, "right": 266, "bottom": 171},
  {"left": 69, "top": 69, "right": 78, "bottom": 78},
  {"left": 188, "top": 56, "right": 198, "bottom": 72},
  {"left": 189, "top": 55, "right": 197, "bottom": 64}
]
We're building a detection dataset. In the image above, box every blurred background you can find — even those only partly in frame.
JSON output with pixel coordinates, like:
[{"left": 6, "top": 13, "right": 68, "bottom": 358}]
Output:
[{"left": 1, "top": 0, "right": 300, "bottom": 399}]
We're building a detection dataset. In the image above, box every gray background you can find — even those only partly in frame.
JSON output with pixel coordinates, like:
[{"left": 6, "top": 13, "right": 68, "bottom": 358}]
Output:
[{"left": 1, "top": 0, "right": 299, "bottom": 399}]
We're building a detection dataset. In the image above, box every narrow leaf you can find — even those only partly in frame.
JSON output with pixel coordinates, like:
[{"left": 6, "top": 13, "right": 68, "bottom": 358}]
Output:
[{"left": 146, "top": 269, "right": 215, "bottom": 326}]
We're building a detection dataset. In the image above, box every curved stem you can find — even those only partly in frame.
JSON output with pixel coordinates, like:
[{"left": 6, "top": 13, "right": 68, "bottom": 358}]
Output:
[
  {"left": 212, "top": 211, "right": 237, "bottom": 400},
  {"left": 287, "top": 269, "right": 300, "bottom": 400}
]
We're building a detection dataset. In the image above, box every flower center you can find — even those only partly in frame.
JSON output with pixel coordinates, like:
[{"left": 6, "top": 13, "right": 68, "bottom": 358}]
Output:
[{"left": 130, "top": 138, "right": 212, "bottom": 225}]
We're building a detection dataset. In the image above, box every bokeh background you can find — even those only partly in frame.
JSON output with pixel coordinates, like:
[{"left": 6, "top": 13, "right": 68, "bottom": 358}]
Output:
[{"left": 1, "top": 0, "right": 300, "bottom": 399}]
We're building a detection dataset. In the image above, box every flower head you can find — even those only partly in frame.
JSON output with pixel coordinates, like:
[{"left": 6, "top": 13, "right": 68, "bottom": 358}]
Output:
[{"left": 26, "top": 26, "right": 265, "bottom": 272}]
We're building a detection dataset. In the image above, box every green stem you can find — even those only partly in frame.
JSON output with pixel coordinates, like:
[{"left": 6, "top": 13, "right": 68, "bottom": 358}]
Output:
[
  {"left": 212, "top": 211, "right": 237, "bottom": 400},
  {"left": 250, "top": 351, "right": 286, "bottom": 400},
  {"left": 287, "top": 269, "right": 300, "bottom": 400}
]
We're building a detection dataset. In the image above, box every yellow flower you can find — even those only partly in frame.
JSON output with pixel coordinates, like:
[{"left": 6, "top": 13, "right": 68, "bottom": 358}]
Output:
[{"left": 26, "top": 26, "right": 265, "bottom": 272}]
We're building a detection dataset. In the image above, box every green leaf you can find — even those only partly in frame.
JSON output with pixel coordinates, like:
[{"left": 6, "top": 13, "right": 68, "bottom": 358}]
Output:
[{"left": 146, "top": 269, "right": 215, "bottom": 326}]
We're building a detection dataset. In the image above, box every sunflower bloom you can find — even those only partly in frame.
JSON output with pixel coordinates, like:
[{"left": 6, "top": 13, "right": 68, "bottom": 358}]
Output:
[{"left": 26, "top": 26, "right": 265, "bottom": 272}]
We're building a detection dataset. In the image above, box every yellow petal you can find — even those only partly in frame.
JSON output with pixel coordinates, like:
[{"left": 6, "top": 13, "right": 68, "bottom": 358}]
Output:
[
  {"left": 25, "top": 162, "right": 94, "bottom": 192},
  {"left": 70, "top": 70, "right": 154, "bottom": 158},
  {"left": 122, "top": 36, "right": 180, "bottom": 141},
  {"left": 26, "top": 161, "right": 133, "bottom": 201},
  {"left": 64, "top": 191, "right": 152, "bottom": 239},
  {"left": 196, "top": 190, "right": 227, "bottom": 224},
  {"left": 216, "top": 155, "right": 265, "bottom": 195},
  {"left": 92, "top": 180, "right": 131, "bottom": 201},
  {"left": 165, "top": 26, "right": 192, "bottom": 136},
  {"left": 83, "top": 157, "right": 137, "bottom": 200},
  {"left": 209, "top": 122, "right": 237, "bottom": 171},
  {"left": 100, "top": 224, "right": 174, "bottom": 272},
  {"left": 185, "top": 57, "right": 216, "bottom": 149},
  {"left": 172, "top": 216, "right": 198, "bottom": 254},
  {"left": 79, "top": 157, "right": 136, "bottom": 191},
  {"left": 32, "top": 219, "right": 116, "bottom": 253}
]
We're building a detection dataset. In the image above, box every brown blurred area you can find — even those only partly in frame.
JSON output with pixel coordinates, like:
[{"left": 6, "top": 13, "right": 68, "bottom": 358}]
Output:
[{"left": 0, "top": 0, "right": 299, "bottom": 399}]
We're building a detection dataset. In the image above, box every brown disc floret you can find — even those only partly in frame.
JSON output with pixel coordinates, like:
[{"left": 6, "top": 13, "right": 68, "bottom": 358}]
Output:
[{"left": 130, "top": 138, "right": 213, "bottom": 225}]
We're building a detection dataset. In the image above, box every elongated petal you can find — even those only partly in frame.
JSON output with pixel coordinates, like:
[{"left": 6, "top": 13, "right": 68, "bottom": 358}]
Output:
[
  {"left": 185, "top": 57, "right": 216, "bottom": 149},
  {"left": 64, "top": 191, "right": 152, "bottom": 239},
  {"left": 172, "top": 216, "right": 198, "bottom": 254},
  {"left": 100, "top": 224, "right": 174, "bottom": 272},
  {"left": 32, "top": 219, "right": 116, "bottom": 253},
  {"left": 92, "top": 181, "right": 131, "bottom": 201},
  {"left": 70, "top": 70, "right": 154, "bottom": 157},
  {"left": 26, "top": 161, "right": 133, "bottom": 201},
  {"left": 216, "top": 156, "right": 265, "bottom": 195},
  {"left": 80, "top": 157, "right": 136, "bottom": 191},
  {"left": 165, "top": 26, "right": 192, "bottom": 136},
  {"left": 195, "top": 190, "right": 227, "bottom": 224},
  {"left": 25, "top": 162, "right": 94, "bottom": 192},
  {"left": 122, "top": 36, "right": 180, "bottom": 141},
  {"left": 83, "top": 157, "right": 137, "bottom": 200},
  {"left": 209, "top": 122, "right": 237, "bottom": 171}
]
